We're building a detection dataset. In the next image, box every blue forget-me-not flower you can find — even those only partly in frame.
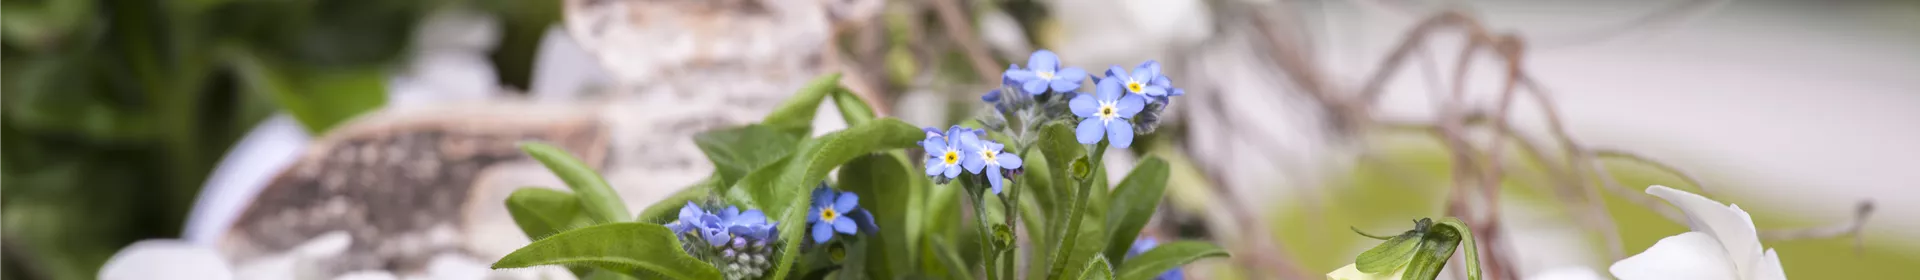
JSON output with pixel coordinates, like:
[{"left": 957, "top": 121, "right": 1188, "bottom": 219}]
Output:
[
  {"left": 1004, "top": 50, "right": 1087, "bottom": 95},
  {"left": 1106, "top": 61, "right": 1170, "bottom": 98},
  {"left": 807, "top": 186, "right": 864, "bottom": 244},
  {"left": 958, "top": 132, "right": 1023, "bottom": 194},
  {"left": 923, "top": 126, "right": 969, "bottom": 179},
  {"left": 1070, "top": 76, "right": 1147, "bottom": 148},
  {"left": 1129, "top": 237, "right": 1185, "bottom": 280}
]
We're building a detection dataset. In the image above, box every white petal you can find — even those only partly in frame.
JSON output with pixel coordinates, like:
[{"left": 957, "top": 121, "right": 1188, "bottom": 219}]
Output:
[
  {"left": 1326, "top": 263, "right": 1405, "bottom": 280},
  {"left": 1610, "top": 232, "right": 1740, "bottom": 280},
  {"left": 1526, "top": 267, "right": 1607, "bottom": 280},
  {"left": 1646, "top": 185, "right": 1764, "bottom": 274},
  {"left": 1752, "top": 248, "right": 1788, "bottom": 280}
]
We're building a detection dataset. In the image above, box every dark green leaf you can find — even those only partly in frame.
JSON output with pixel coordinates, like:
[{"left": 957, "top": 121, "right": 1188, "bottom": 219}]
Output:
[
  {"left": 635, "top": 178, "right": 715, "bottom": 223},
  {"left": 1113, "top": 241, "right": 1228, "bottom": 280},
  {"left": 754, "top": 118, "right": 924, "bottom": 280},
  {"left": 1079, "top": 255, "right": 1114, "bottom": 280},
  {"left": 1401, "top": 219, "right": 1465, "bottom": 280},
  {"left": 930, "top": 236, "right": 977, "bottom": 280},
  {"left": 763, "top": 73, "right": 844, "bottom": 138},
  {"left": 695, "top": 125, "right": 800, "bottom": 188},
  {"left": 520, "top": 142, "right": 630, "bottom": 224},
  {"left": 505, "top": 188, "right": 592, "bottom": 241},
  {"left": 1103, "top": 157, "right": 1171, "bottom": 265},
  {"left": 1036, "top": 122, "right": 1084, "bottom": 214},
  {"left": 837, "top": 154, "right": 916, "bottom": 279},
  {"left": 491, "top": 223, "right": 720, "bottom": 280}
]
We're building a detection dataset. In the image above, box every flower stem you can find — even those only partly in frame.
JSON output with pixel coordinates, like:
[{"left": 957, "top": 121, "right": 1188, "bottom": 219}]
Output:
[
  {"left": 967, "top": 180, "right": 999, "bottom": 280},
  {"left": 1440, "top": 217, "right": 1482, "bottom": 280},
  {"left": 1046, "top": 141, "right": 1107, "bottom": 279}
]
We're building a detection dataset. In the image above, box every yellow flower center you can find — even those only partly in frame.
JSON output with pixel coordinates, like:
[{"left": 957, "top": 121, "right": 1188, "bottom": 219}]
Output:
[
  {"left": 1038, "top": 71, "right": 1056, "bottom": 80},
  {"left": 942, "top": 150, "right": 960, "bottom": 165},
  {"left": 1097, "top": 102, "right": 1119, "bottom": 121},
  {"left": 820, "top": 208, "right": 839, "bottom": 222},
  {"left": 1126, "top": 81, "right": 1144, "bottom": 93},
  {"left": 980, "top": 150, "right": 998, "bottom": 164}
]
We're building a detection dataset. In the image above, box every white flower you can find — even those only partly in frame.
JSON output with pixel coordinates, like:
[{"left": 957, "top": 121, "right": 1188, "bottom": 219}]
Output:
[{"left": 1609, "top": 185, "right": 1787, "bottom": 280}]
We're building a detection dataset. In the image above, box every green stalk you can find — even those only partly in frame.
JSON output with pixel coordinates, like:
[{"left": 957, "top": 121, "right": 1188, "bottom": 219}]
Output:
[
  {"left": 967, "top": 180, "right": 999, "bottom": 280},
  {"left": 1046, "top": 141, "right": 1106, "bottom": 279},
  {"left": 1440, "top": 218, "right": 1482, "bottom": 280}
]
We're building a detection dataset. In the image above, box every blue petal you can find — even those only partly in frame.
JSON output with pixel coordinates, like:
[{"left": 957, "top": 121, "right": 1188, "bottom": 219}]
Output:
[
  {"left": 1002, "top": 64, "right": 1021, "bottom": 86},
  {"left": 962, "top": 152, "right": 987, "bottom": 174},
  {"left": 957, "top": 132, "right": 983, "bottom": 152},
  {"left": 1106, "top": 66, "right": 1127, "bottom": 80},
  {"left": 811, "top": 187, "right": 835, "bottom": 208},
  {"left": 1142, "top": 86, "right": 1167, "bottom": 97},
  {"left": 719, "top": 206, "right": 740, "bottom": 221},
  {"left": 834, "top": 191, "right": 860, "bottom": 212},
  {"left": 833, "top": 218, "right": 858, "bottom": 234},
  {"left": 808, "top": 207, "right": 822, "bottom": 223},
  {"left": 812, "top": 222, "right": 834, "bottom": 244},
  {"left": 924, "top": 127, "right": 945, "bottom": 138},
  {"left": 981, "top": 89, "right": 1002, "bottom": 103},
  {"left": 1116, "top": 94, "right": 1146, "bottom": 117},
  {"left": 1069, "top": 94, "right": 1099, "bottom": 118},
  {"left": 987, "top": 166, "right": 1004, "bottom": 194},
  {"left": 1107, "top": 120, "right": 1135, "bottom": 148},
  {"left": 1169, "top": 87, "right": 1185, "bottom": 96},
  {"left": 1028, "top": 50, "right": 1060, "bottom": 72},
  {"left": 998, "top": 152, "right": 1023, "bottom": 169},
  {"left": 679, "top": 202, "right": 703, "bottom": 221},
  {"left": 849, "top": 209, "right": 880, "bottom": 233},
  {"left": 1137, "top": 60, "right": 1161, "bottom": 78},
  {"left": 922, "top": 137, "right": 947, "bottom": 154},
  {"left": 1058, "top": 67, "right": 1087, "bottom": 81},
  {"left": 943, "top": 164, "right": 962, "bottom": 178},
  {"left": 925, "top": 156, "right": 945, "bottom": 176},
  {"left": 707, "top": 230, "right": 730, "bottom": 247},
  {"left": 1131, "top": 68, "right": 1153, "bottom": 85},
  {"left": 1096, "top": 77, "right": 1123, "bottom": 101},
  {"left": 1152, "top": 76, "right": 1172, "bottom": 88},
  {"left": 735, "top": 210, "right": 766, "bottom": 224},
  {"left": 1076, "top": 118, "right": 1105, "bottom": 144},
  {"left": 1022, "top": 79, "right": 1048, "bottom": 95},
  {"left": 1005, "top": 68, "right": 1037, "bottom": 80},
  {"left": 1049, "top": 79, "right": 1080, "bottom": 94}
]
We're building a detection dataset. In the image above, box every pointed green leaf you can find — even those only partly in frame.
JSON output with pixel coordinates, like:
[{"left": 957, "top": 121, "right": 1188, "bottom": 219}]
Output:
[
  {"left": 505, "top": 188, "right": 592, "bottom": 240},
  {"left": 1103, "top": 157, "right": 1170, "bottom": 265},
  {"left": 1035, "top": 123, "right": 1084, "bottom": 215},
  {"left": 752, "top": 118, "right": 924, "bottom": 280},
  {"left": 694, "top": 125, "right": 800, "bottom": 188},
  {"left": 763, "top": 73, "right": 845, "bottom": 138},
  {"left": 490, "top": 223, "right": 720, "bottom": 280},
  {"left": 1079, "top": 255, "right": 1114, "bottom": 280},
  {"left": 1113, "top": 241, "right": 1228, "bottom": 280},
  {"left": 520, "top": 143, "right": 630, "bottom": 224},
  {"left": 832, "top": 88, "right": 876, "bottom": 126},
  {"left": 1401, "top": 219, "right": 1463, "bottom": 280}
]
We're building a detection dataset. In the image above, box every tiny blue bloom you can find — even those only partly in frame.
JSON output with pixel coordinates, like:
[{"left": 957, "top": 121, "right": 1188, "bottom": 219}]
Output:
[
  {"left": 724, "top": 208, "right": 775, "bottom": 241},
  {"left": 1069, "top": 76, "right": 1147, "bottom": 148},
  {"left": 806, "top": 185, "right": 864, "bottom": 244},
  {"left": 923, "top": 126, "right": 968, "bottom": 179},
  {"left": 1105, "top": 61, "right": 1170, "bottom": 97},
  {"left": 958, "top": 132, "right": 1023, "bottom": 194},
  {"left": 667, "top": 201, "right": 707, "bottom": 234},
  {"left": 1004, "top": 50, "right": 1088, "bottom": 94},
  {"left": 1129, "top": 237, "right": 1184, "bottom": 280},
  {"left": 981, "top": 89, "right": 1003, "bottom": 103}
]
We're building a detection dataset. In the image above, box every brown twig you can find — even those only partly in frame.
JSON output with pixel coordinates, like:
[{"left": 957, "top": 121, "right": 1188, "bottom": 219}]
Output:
[
  {"left": 1590, "top": 148, "right": 1713, "bottom": 196},
  {"left": 928, "top": 0, "right": 1005, "bottom": 84},
  {"left": 1759, "top": 201, "right": 1874, "bottom": 248}
]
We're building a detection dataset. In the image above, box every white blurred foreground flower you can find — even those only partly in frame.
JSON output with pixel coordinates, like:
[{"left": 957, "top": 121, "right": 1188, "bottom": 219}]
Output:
[
  {"left": 1326, "top": 262, "right": 1406, "bottom": 280},
  {"left": 1609, "top": 185, "right": 1787, "bottom": 280}
]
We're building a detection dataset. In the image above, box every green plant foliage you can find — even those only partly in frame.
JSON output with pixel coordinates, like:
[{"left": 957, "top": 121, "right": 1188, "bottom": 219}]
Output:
[
  {"left": 635, "top": 178, "right": 715, "bottom": 223},
  {"left": 1103, "top": 157, "right": 1170, "bottom": 265},
  {"left": 521, "top": 142, "right": 632, "bottom": 224},
  {"left": 751, "top": 118, "right": 925, "bottom": 280},
  {"left": 1079, "top": 255, "right": 1114, "bottom": 280},
  {"left": 837, "top": 154, "right": 920, "bottom": 278},
  {"left": 492, "top": 222, "right": 721, "bottom": 280},
  {"left": 505, "top": 188, "right": 592, "bottom": 241},
  {"left": 1112, "top": 241, "right": 1228, "bottom": 280},
  {"left": 762, "top": 73, "right": 845, "bottom": 138},
  {"left": 695, "top": 125, "right": 801, "bottom": 187},
  {"left": 832, "top": 89, "right": 877, "bottom": 126}
]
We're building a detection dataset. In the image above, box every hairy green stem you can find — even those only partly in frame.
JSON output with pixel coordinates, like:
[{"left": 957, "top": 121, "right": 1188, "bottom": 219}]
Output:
[
  {"left": 1046, "top": 141, "right": 1107, "bottom": 279},
  {"left": 1441, "top": 218, "right": 1482, "bottom": 280}
]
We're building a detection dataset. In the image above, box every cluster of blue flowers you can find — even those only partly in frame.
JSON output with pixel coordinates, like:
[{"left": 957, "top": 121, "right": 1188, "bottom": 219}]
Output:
[
  {"left": 922, "top": 125, "right": 1024, "bottom": 193},
  {"left": 667, "top": 202, "right": 778, "bottom": 280},
  {"left": 806, "top": 184, "right": 878, "bottom": 245},
  {"left": 983, "top": 50, "right": 1184, "bottom": 149}
]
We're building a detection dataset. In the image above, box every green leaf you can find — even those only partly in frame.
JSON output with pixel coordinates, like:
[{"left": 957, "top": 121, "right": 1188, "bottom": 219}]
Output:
[
  {"left": 520, "top": 142, "right": 630, "bottom": 224},
  {"left": 752, "top": 118, "right": 925, "bottom": 280},
  {"left": 505, "top": 188, "right": 592, "bottom": 240},
  {"left": 695, "top": 125, "right": 800, "bottom": 188},
  {"left": 1036, "top": 123, "right": 1084, "bottom": 215},
  {"left": 228, "top": 50, "right": 386, "bottom": 133},
  {"left": 763, "top": 73, "right": 845, "bottom": 138},
  {"left": 1079, "top": 255, "right": 1114, "bottom": 280},
  {"left": 1399, "top": 218, "right": 1465, "bottom": 280},
  {"left": 832, "top": 88, "right": 877, "bottom": 126},
  {"left": 930, "top": 236, "right": 977, "bottom": 280},
  {"left": 1354, "top": 228, "right": 1422, "bottom": 274},
  {"left": 490, "top": 223, "right": 720, "bottom": 280},
  {"left": 1103, "top": 156, "right": 1170, "bottom": 265},
  {"left": 837, "top": 154, "right": 915, "bottom": 279},
  {"left": 1113, "top": 241, "right": 1228, "bottom": 280}
]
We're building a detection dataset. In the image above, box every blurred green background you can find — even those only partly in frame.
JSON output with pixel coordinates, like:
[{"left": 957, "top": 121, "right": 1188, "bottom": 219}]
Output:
[{"left": 1, "top": 0, "right": 559, "bottom": 278}]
